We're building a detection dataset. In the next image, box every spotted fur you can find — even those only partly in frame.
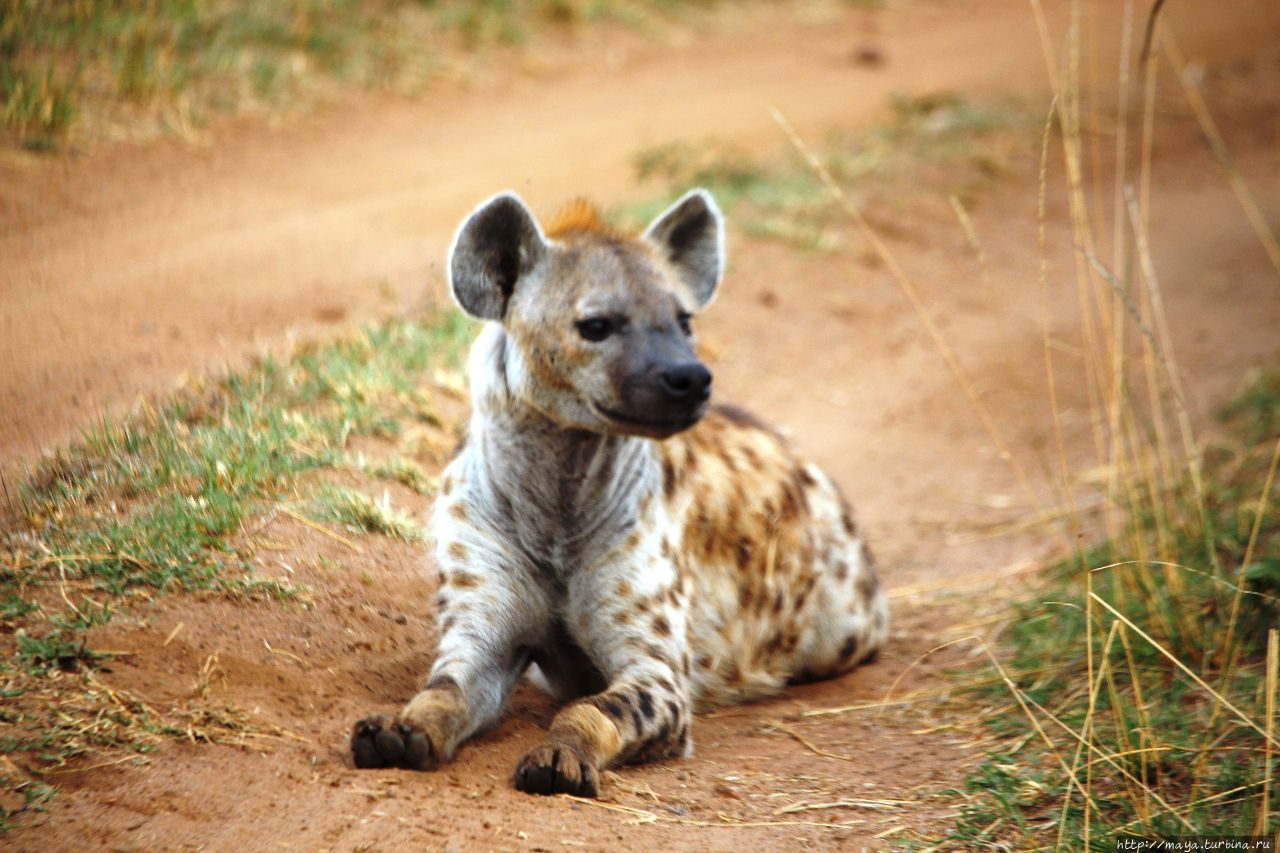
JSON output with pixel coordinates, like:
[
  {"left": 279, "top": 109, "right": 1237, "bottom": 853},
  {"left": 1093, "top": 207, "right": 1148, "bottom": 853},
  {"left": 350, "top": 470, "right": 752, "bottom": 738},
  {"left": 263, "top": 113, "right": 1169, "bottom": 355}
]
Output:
[{"left": 350, "top": 190, "right": 889, "bottom": 796}]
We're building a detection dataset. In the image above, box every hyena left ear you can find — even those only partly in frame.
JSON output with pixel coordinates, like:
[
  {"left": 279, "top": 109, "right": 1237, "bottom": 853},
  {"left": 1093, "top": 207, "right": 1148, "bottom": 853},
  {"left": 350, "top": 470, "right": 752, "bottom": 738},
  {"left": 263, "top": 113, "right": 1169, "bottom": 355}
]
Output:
[
  {"left": 449, "top": 192, "right": 549, "bottom": 321},
  {"left": 644, "top": 188, "right": 725, "bottom": 309}
]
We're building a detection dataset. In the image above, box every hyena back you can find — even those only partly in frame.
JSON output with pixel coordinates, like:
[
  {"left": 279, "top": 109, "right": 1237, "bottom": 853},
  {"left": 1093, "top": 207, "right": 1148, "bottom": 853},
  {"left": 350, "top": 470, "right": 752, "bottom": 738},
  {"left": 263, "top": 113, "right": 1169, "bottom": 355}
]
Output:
[{"left": 350, "top": 190, "right": 888, "bottom": 796}]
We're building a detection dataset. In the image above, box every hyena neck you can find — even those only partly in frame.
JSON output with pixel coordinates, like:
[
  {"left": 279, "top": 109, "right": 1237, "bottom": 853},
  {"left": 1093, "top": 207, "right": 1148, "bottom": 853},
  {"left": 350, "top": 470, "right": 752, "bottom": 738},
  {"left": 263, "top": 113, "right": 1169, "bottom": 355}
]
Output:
[{"left": 463, "top": 325, "right": 657, "bottom": 571}]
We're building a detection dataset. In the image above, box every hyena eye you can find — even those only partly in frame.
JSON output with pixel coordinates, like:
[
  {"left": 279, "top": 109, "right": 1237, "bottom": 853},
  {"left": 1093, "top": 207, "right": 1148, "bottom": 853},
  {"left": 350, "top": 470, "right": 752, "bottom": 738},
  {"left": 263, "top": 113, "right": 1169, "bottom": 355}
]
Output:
[
  {"left": 575, "top": 317, "right": 616, "bottom": 342},
  {"left": 677, "top": 312, "right": 693, "bottom": 336}
]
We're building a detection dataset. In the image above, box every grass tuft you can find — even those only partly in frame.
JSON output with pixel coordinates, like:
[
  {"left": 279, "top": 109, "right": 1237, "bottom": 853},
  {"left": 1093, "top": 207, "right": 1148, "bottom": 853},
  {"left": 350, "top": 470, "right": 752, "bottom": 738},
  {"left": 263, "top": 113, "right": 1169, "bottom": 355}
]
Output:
[
  {"left": 308, "top": 483, "right": 426, "bottom": 542},
  {"left": 1, "top": 0, "right": 742, "bottom": 149},
  {"left": 1, "top": 309, "right": 472, "bottom": 830},
  {"left": 620, "top": 92, "right": 1026, "bottom": 253},
  {"left": 923, "top": 9, "right": 1280, "bottom": 846}
]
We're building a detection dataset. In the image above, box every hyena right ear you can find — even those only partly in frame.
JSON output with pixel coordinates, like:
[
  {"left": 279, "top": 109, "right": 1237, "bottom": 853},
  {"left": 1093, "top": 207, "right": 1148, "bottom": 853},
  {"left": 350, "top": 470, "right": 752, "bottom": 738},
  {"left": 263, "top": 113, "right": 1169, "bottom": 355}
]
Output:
[{"left": 448, "top": 192, "right": 548, "bottom": 321}]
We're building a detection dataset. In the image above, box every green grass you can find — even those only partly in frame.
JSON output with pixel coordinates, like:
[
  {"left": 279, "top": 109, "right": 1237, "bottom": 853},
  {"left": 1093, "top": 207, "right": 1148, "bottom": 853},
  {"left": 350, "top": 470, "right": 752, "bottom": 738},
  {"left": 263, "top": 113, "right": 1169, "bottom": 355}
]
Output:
[
  {"left": 940, "top": 367, "right": 1280, "bottom": 848},
  {"left": 360, "top": 454, "right": 438, "bottom": 495},
  {"left": 307, "top": 482, "right": 427, "bottom": 541},
  {"left": 0, "top": 308, "right": 473, "bottom": 830},
  {"left": 0, "top": 0, "right": 738, "bottom": 149},
  {"left": 618, "top": 92, "right": 1026, "bottom": 252}
]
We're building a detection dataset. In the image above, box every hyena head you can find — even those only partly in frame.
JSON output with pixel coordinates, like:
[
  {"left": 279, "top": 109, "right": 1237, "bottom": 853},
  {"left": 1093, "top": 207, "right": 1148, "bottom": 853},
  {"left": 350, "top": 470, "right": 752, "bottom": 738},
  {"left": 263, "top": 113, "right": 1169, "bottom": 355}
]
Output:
[{"left": 448, "top": 189, "right": 724, "bottom": 439}]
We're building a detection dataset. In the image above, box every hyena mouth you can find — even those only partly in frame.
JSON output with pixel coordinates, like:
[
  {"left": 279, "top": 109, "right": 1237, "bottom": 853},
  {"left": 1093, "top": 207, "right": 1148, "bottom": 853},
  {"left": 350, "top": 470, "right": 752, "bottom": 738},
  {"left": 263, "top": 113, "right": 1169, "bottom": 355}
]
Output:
[{"left": 593, "top": 402, "right": 707, "bottom": 436}]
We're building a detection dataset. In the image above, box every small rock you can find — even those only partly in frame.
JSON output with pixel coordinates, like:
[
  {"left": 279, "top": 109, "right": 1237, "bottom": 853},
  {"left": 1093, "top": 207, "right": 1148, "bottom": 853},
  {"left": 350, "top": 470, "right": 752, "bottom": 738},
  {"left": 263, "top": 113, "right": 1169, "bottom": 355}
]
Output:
[{"left": 850, "top": 44, "right": 886, "bottom": 68}]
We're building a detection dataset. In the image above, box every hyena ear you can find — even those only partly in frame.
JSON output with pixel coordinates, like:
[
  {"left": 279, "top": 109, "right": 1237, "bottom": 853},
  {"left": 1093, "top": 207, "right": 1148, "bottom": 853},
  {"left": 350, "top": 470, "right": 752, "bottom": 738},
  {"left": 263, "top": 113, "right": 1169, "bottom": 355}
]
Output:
[
  {"left": 643, "top": 188, "right": 725, "bottom": 309},
  {"left": 448, "top": 192, "right": 548, "bottom": 321}
]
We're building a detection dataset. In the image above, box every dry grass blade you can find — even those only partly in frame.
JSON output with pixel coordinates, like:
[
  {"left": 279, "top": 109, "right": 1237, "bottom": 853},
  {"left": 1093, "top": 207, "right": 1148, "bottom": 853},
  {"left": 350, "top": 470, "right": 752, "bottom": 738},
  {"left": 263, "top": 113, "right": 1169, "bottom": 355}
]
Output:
[
  {"left": 561, "top": 796, "right": 659, "bottom": 825},
  {"left": 560, "top": 796, "right": 863, "bottom": 831},
  {"left": 875, "top": 636, "right": 981, "bottom": 718},
  {"left": 1161, "top": 30, "right": 1280, "bottom": 282},
  {"left": 764, "top": 720, "right": 854, "bottom": 762},
  {"left": 1090, "top": 559, "right": 1280, "bottom": 608},
  {"left": 1258, "top": 629, "right": 1278, "bottom": 835},
  {"left": 280, "top": 506, "right": 363, "bottom": 553},
  {"left": 770, "top": 108, "right": 1063, "bottom": 551},
  {"left": 1216, "top": 436, "right": 1280, "bottom": 684},
  {"left": 774, "top": 799, "right": 907, "bottom": 816}
]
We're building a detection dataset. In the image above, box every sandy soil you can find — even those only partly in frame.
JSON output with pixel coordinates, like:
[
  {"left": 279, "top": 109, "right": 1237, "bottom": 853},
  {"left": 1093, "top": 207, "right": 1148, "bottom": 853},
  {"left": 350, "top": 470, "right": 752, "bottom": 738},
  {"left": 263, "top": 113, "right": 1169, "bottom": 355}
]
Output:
[{"left": 2, "top": 0, "right": 1279, "bottom": 849}]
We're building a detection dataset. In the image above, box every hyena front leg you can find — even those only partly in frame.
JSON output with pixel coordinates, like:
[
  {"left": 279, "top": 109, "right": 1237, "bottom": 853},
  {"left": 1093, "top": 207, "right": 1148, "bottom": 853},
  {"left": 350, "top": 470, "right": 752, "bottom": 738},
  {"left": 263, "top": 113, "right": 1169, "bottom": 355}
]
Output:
[
  {"left": 351, "top": 536, "right": 550, "bottom": 771},
  {"left": 514, "top": 561, "right": 692, "bottom": 796}
]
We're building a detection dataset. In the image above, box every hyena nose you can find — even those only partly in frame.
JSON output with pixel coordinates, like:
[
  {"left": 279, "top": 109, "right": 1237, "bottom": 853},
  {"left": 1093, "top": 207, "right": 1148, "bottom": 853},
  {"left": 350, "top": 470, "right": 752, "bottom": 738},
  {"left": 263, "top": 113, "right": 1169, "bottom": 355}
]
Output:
[{"left": 659, "top": 362, "right": 712, "bottom": 403}]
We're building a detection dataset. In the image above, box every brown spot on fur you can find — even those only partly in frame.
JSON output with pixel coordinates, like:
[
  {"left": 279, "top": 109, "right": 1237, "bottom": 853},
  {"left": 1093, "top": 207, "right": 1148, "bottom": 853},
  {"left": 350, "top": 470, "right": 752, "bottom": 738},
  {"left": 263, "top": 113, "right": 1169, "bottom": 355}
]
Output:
[
  {"left": 613, "top": 610, "right": 631, "bottom": 626},
  {"left": 448, "top": 571, "right": 481, "bottom": 589},
  {"left": 778, "top": 483, "right": 801, "bottom": 523},
  {"left": 861, "top": 539, "right": 877, "bottom": 569},
  {"left": 795, "top": 585, "right": 812, "bottom": 610},
  {"left": 662, "top": 456, "right": 678, "bottom": 500},
  {"left": 652, "top": 615, "right": 671, "bottom": 636},
  {"left": 644, "top": 642, "right": 671, "bottom": 665},
  {"left": 857, "top": 567, "right": 880, "bottom": 602},
  {"left": 447, "top": 541, "right": 468, "bottom": 561},
  {"left": 425, "top": 674, "right": 457, "bottom": 691},
  {"left": 839, "top": 636, "right": 859, "bottom": 661},
  {"left": 723, "top": 659, "right": 743, "bottom": 685},
  {"left": 835, "top": 560, "right": 850, "bottom": 582},
  {"left": 635, "top": 689, "right": 655, "bottom": 720},
  {"left": 448, "top": 502, "right": 467, "bottom": 521},
  {"left": 615, "top": 580, "right": 632, "bottom": 598}
]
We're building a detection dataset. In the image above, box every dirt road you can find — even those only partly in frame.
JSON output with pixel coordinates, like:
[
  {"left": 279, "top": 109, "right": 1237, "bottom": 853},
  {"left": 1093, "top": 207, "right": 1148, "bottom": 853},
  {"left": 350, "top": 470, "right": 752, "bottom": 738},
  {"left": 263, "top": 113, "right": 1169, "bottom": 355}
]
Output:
[{"left": 3, "top": 0, "right": 1279, "bottom": 848}]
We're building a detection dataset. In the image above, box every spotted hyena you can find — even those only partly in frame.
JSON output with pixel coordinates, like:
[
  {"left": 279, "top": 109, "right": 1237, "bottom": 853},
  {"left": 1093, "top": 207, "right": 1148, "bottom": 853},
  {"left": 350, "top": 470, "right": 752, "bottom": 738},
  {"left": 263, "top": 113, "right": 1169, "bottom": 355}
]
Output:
[{"left": 350, "top": 189, "right": 889, "bottom": 796}]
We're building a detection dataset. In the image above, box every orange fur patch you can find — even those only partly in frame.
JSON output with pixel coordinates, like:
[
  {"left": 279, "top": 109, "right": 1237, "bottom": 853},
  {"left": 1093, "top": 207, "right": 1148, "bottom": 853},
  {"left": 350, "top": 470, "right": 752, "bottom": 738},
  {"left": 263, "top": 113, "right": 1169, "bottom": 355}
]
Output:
[{"left": 544, "top": 198, "right": 621, "bottom": 239}]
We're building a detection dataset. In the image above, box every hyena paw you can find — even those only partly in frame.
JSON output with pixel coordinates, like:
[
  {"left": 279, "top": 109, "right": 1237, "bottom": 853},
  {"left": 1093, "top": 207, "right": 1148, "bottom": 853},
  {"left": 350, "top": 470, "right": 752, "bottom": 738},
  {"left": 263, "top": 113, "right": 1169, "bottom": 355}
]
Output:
[
  {"left": 350, "top": 714, "right": 437, "bottom": 771},
  {"left": 513, "top": 742, "right": 599, "bottom": 797}
]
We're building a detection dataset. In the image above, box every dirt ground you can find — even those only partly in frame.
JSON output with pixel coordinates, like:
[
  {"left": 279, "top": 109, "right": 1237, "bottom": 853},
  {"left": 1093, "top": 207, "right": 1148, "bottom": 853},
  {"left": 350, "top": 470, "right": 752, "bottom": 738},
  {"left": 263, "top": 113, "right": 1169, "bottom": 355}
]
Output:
[{"left": 3, "top": 0, "right": 1280, "bottom": 849}]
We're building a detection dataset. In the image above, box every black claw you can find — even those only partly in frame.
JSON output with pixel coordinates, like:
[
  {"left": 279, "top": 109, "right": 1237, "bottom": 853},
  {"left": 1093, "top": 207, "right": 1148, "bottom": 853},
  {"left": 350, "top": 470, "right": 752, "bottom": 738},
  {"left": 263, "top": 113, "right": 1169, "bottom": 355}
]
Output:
[
  {"left": 374, "top": 728, "right": 405, "bottom": 764},
  {"left": 528, "top": 761, "right": 555, "bottom": 795},
  {"left": 578, "top": 762, "right": 598, "bottom": 797},
  {"left": 402, "top": 728, "right": 433, "bottom": 770},
  {"left": 352, "top": 733, "right": 383, "bottom": 768},
  {"left": 550, "top": 751, "right": 576, "bottom": 795}
]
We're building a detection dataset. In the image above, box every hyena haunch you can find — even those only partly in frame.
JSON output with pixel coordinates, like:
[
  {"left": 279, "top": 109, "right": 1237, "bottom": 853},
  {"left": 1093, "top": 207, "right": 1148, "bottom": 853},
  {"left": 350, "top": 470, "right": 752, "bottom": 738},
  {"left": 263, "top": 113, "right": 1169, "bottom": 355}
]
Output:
[{"left": 350, "top": 189, "right": 888, "bottom": 796}]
